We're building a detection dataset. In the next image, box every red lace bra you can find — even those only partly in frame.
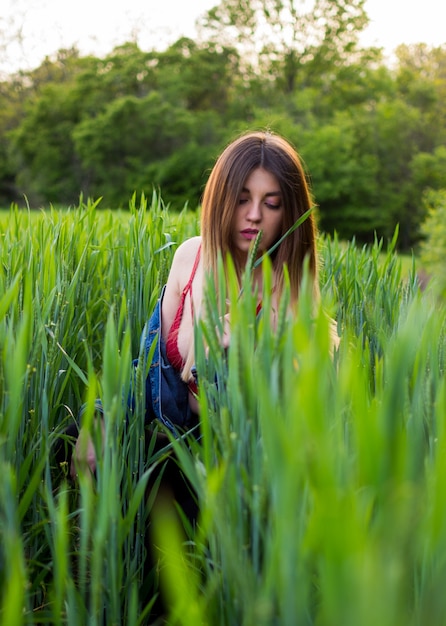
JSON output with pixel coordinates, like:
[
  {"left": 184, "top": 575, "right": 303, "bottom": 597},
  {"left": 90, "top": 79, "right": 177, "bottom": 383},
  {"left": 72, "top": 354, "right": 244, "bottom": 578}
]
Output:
[
  {"left": 165, "top": 246, "right": 201, "bottom": 373},
  {"left": 165, "top": 245, "right": 262, "bottom": 395}
]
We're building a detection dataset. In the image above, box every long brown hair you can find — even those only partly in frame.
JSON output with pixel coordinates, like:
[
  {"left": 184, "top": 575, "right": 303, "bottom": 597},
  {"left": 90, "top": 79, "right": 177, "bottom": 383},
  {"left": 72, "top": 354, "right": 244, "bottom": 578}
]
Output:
[{"left": 200, "top": 130, "right": 319, "bottom": 302}]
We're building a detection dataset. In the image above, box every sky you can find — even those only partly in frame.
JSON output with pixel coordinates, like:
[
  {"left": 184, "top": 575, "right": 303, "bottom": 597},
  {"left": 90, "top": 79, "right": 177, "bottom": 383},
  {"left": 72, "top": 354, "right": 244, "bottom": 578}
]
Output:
[{"left": 1, "top": 0, "right": 445, "bottom": 76}]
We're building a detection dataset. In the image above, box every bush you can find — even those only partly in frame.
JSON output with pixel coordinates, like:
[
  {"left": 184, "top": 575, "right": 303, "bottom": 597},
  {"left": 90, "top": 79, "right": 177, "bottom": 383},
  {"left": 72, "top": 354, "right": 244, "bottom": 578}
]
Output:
[{"left": 419, "top": 189, "right": 446, "bottom": 297}]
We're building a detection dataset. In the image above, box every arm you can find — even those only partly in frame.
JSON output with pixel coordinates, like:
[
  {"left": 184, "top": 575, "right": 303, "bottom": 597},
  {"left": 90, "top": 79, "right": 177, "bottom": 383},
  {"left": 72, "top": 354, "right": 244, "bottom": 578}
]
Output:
[
  {"left": 71, "top": 237, "right": 202, "bottom": 479},
  {"left": 162, "top": 237, "right": 202, "bottom": 415},
  {"left": 161, "top": 236, "right": 201, "bottom": 339},
  {"left": 70, "top": 417, "right": 105, "bottom": 480}
]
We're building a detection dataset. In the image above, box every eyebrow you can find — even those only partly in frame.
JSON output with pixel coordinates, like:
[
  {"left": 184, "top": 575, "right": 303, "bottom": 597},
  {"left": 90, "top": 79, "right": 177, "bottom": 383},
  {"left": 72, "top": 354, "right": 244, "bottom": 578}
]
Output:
[{"left": 241, "top": 187, "right": 282, "bottom": 197}]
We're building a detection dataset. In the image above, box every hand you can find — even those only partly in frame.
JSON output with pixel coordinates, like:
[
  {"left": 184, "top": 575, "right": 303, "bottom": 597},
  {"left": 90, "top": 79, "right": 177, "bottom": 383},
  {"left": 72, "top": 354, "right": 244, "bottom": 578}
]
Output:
[
  {"left": 219, "top": 313, "right": 231, "bottom": 350},
  {"left": 205, "top": 313, "right": 231, "bottom": 359},
  {"left": 70, "top": 420, "right": 105, "bottom": 481}
]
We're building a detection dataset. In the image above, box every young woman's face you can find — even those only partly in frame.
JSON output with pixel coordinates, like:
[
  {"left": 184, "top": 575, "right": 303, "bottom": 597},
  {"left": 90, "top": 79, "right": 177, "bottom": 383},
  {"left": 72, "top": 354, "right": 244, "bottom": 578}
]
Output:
[{"left": 232, "top": 167, "right": 284, "bottom": 258}]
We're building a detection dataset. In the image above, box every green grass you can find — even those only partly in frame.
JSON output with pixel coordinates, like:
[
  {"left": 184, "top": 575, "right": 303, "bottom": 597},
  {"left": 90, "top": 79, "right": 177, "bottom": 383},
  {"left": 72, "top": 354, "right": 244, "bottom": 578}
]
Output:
[{"left": 0, "top": 194, "right": 445, "bottom": 625}]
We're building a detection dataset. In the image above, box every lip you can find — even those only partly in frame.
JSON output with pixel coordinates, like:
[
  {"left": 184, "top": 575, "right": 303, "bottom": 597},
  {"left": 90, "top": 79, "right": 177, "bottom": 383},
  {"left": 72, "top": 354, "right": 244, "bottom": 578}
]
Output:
[{"left": 241, "top": 229, "right": 259, "bottom": 240}]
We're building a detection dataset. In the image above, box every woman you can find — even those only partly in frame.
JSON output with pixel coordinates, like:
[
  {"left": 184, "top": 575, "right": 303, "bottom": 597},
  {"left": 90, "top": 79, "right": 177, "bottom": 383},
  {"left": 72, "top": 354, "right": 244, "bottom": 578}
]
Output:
[
  {"left": 68, "top": 129, "right": 333, "bottom": 619},
  {"left": 70, "top": 130, "right": 324, "bottom": 475}
]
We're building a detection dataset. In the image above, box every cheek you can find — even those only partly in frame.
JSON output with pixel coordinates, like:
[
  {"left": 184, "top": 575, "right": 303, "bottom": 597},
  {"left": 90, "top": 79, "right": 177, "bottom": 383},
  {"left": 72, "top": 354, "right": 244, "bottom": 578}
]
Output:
[
  {"left": 263, "top": 215, "right": 283, "bottom": 248},
  {"left": 231, "top": 210, "right": 240, "bottom": 229},
  {"left": 273, "top": 214, "right": 284, "bottom": 238}
]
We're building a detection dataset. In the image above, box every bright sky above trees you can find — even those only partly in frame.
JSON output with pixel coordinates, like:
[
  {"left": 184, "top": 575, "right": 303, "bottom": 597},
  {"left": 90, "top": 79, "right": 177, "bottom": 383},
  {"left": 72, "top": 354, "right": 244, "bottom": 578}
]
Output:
[{"left": 1, "top": 0, "right": 445, "bottom": 75}]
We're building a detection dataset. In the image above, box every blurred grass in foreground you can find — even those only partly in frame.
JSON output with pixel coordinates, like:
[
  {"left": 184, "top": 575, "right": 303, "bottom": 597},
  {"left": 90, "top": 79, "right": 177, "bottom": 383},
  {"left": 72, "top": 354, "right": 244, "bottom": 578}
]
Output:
[{"left": 0, "top": 196, "right": 445, "bottom": 625}]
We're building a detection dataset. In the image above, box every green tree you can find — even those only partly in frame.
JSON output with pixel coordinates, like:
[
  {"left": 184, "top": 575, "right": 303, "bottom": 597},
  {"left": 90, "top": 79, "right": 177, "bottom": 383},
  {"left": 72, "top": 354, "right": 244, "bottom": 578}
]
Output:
[
  {"left": 8, "top": 39, "right": 243, "bottom": 207},
  {"left": 3, "top": 19, "right": 446, "bottom": 246},
  {"left": 71, "top": 93, "right": 192, "bottom": 206},
  {"left": 419, "top": 189, "right": 446, "bottom": 297},
  {"left": 1, "top": 48, "right": 91, "bottom": 204},
  {"left": 72, "top": 94, "right": 224, "bottom": 208},
  {"left": 197, "top": 0, "right": 369, "bottom": 93},
  {"left": 395, "top": 43, "right": 446, "bottom": 149},
  {"left": 410, "top": 146, "right": 446, "bottom": 193},
  {"left": 155, "top": 38, "right": 241, "bottom": 113},
  {"left": 11, "top": 82, "right": 84, "bottom": 204},
  {"left": 70, "top": 42, "right": 159, "bottom": 116},
  {"left": 0, "top": 76, "right": 24, "bottom": 203},
  {"left": 311, "top": 96, "right": 433, "bottom": 247},
  {"left": 300, "top": 112, "right": 382, "bottom": 240},
  {"left": 7, "top": 48, "right": 99, "bottom": 204},
  {"left": 276, "top": 90, "right": 440, "bottom": 246},
  {"left": 140, "top": 131, "right": 221, "bottom": 209}
]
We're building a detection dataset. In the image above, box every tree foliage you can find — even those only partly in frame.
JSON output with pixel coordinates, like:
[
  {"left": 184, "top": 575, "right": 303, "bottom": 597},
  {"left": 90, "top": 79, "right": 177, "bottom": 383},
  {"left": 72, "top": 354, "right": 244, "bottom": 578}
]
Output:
[
  {"left": 197, "top": 0, "right": 369, "bottom": 91},
  {"left": 419, "top": 189, "right": 446, "bottom": 296},
  {"left": 0, "top": 3, "right": 446, "bottom": 247}
]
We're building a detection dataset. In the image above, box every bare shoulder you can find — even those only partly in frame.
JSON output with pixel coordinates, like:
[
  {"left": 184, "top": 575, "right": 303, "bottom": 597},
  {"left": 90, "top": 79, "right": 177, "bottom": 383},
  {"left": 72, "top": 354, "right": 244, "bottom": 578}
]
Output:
[
  {"left": 161, "top": 236, "right": 202, "bottom": 335},
  {"left": 167, "top": 236, "right": 202, "bottom": 291},
  {"left": 171, "top": 236, "right": 202, "bottom": 268},
  {"left": 167, "top": 236, "right": 200, "bottom": 286}
]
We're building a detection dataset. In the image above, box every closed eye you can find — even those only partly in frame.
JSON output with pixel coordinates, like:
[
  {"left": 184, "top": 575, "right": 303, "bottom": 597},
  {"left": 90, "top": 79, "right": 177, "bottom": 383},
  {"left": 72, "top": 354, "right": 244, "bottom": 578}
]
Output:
[{"left": 265, "top": 202, "right": 282, "bottom": 210}]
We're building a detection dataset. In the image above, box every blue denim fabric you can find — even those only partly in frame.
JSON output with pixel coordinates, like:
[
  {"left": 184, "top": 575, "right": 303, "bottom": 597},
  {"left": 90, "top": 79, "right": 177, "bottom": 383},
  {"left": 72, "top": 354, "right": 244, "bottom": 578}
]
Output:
[
  {"left": 82, "top": 287, "right": 195, "bottom": 436},
  {"left": 134, "top": 286, "right": 195, "bottom": 435}
]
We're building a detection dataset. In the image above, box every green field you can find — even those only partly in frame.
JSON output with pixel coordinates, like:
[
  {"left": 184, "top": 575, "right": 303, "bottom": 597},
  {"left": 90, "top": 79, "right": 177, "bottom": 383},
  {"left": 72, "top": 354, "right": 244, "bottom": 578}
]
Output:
[{"left": 1, "top": 195, "right": 445, "bottom": 625}]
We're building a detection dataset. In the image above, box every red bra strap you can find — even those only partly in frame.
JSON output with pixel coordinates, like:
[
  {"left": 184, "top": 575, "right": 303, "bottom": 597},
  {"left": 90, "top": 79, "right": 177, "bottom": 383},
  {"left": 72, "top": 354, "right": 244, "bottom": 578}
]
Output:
[{"left": 183, "top": 245, "right": 201, "bottom": 317}]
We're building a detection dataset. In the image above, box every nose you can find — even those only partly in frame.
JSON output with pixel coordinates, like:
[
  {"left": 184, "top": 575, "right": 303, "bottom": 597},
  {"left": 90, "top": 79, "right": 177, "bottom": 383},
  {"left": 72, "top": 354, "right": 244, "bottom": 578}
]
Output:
[{"left": 246, "top": 200, "right": 261, "bottom": 222}]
